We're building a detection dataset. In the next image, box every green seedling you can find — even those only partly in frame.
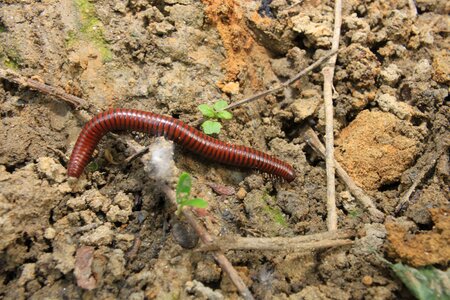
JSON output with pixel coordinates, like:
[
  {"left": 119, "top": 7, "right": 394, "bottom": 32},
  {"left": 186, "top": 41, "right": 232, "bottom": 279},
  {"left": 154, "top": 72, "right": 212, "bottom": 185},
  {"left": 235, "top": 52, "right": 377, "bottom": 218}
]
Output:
[
  {"left": 198, "top": 100, "right": 233, "bottom": 135},
  {"left": 86, "top": 161, "right": 99, "bottom": 173},
  {"left": 176, "top": 172, "right": 208, "bottom": 215}
]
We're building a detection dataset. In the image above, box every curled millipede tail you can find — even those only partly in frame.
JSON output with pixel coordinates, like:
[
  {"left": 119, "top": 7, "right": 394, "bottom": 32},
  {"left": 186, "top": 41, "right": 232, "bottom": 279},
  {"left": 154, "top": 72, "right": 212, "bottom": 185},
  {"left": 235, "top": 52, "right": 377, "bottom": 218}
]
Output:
[{"left": 67, "top": 108, "right": 296, "bottom": 181}]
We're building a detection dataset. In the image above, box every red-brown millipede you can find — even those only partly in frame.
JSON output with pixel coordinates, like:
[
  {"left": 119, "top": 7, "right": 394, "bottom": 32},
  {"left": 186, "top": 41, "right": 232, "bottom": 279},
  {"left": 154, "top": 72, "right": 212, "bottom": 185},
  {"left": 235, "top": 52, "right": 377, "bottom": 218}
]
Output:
[{"left": 67, "top": 108, "right": 296, "bottom": 181}]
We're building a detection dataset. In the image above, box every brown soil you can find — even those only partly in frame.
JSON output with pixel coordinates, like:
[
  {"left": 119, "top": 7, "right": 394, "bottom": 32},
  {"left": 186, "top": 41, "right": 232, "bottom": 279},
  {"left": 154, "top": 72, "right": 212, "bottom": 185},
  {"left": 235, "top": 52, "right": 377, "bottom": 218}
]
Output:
[
  {"left": 0, "top": 0, "right": 448, "bottom": 299},
  {"left": 386, "top": 208, "right": 450, "bottom": 267}
]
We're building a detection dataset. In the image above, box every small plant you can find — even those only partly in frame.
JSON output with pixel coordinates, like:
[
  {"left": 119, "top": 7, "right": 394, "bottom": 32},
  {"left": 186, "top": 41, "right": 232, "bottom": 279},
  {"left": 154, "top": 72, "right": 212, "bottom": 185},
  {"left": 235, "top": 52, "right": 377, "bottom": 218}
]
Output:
[
  {"left": 176, "top": 172, "right": 208, "bottom": 215},
  {"left": 86, "top": 161, "right": 99, "bottom": 173},
  {"left": 198, "top": 100, "right": 233, "bottom": 134}
]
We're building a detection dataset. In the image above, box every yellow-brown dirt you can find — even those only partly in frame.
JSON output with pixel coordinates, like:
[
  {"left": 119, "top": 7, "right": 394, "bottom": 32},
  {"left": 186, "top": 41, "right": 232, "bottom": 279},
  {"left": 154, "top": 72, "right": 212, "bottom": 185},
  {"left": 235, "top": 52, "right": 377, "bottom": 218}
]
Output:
[
  {"left": 200, "top": 0, "right": 273, "bottom": 91},
  {"left": 335, "top": 110, "right": 418, "bottom": 190},
  {"left": 386, "top": 207, "right": 450, "bottom": 267}
]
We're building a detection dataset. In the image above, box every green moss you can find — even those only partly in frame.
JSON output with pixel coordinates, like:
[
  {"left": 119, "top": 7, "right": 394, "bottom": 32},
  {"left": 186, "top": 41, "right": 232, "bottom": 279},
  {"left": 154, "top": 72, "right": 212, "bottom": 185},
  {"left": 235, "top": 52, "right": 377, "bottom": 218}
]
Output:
[
  {"left": 71, "top": 0, "right": 112, "bottom": 61},
  {"left": 65, "top": 30, "right": 77, "bottom": 48},
  {"left": 348, "top": 209, "right": 361, "bottom": 218},
  {"left": 4, "top": 58, "right": 19, "bottom": 70},
  {"left": 261, "top": 194, "right": 288, "bottom": 227},
  {"left": 0, "top": 26, "right": 6, "bottom": 33}
]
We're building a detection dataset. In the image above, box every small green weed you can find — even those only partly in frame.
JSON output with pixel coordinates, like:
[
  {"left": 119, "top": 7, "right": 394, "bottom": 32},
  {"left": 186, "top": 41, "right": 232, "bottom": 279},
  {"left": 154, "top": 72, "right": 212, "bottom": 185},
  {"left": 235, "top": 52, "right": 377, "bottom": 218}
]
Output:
[
  {"left": 86, "top": 161, "right": 99, "bottom": 173},
  {"left": 176, "top": 172, "right": 208, "bottom": 215},
  {"left": 198, "top": 100, "right": 233, "bottom": 135}
]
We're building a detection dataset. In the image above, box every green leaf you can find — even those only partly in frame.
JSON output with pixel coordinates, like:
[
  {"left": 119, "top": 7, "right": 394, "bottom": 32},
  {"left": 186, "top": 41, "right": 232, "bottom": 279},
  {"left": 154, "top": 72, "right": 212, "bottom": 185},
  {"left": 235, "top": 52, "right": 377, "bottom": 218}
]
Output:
[
  {"left": 201, "top": 120, "right": 222, "bottom": 134},
  {"left": 213, "top": 100, "right": 228, "bottom": 111},
  {"left": 389, "top": 263, "right": 450, "bottom": 300},
  {"left": 198, "top": 104, "right": 215, "bottom": 118},
  {"left": 182, "top": 198, "right": 208, "bottom": 208},
  {"left": 86, "top": 161, "right": 99, "bottom": 172},
  {"left": 176, "top": 172, "right": 191, "bottom": 202},
  {"left": 216, "top": 110, "right": 233, "bottom": 120}
]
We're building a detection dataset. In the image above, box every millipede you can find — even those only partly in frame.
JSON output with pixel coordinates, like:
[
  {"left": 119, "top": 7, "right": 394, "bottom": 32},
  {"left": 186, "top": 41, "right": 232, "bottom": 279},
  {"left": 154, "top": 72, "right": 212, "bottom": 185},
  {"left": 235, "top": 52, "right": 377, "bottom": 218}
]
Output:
[{"left": 67, "top": 108, "right": 296, "bottom": 181}]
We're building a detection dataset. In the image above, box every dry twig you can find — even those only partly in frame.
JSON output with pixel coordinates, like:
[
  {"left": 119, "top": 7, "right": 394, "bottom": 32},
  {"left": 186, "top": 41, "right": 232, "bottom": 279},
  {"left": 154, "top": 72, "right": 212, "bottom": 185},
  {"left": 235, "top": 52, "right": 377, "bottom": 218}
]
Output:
[
  {"left": 408, "top": 0, "right": 418, "bottom": 17},
  {"left": 395, "top": 149, "right": 444, "bottom": 214},
  {"left": 304, "top": 127, "right": 385, "bottom": 222},
  {"left": 321, "top": 0, "right": 342, "bottom": 231},
  {"left": 0, "top": 68, "right": 89, "bottom": 110},
  {"left": 162, "top": 186, "right": 254, "bottom": 300},
  {"left": 198, "top": 229, "right": 354, "bottom": 252},
  {"left": 226, "top": 49, "right": 338, "bottom": 111}
]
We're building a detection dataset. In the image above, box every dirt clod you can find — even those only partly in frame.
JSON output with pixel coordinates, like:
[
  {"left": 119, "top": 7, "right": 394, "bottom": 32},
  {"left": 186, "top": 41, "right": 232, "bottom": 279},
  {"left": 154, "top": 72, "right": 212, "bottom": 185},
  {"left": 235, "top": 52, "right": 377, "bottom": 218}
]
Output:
[
  {"left": 336, "top": 110, "right": 419, "bottom": 190},
  {"left": 386, "top": 208, "right": 450, "bottom": 267}
]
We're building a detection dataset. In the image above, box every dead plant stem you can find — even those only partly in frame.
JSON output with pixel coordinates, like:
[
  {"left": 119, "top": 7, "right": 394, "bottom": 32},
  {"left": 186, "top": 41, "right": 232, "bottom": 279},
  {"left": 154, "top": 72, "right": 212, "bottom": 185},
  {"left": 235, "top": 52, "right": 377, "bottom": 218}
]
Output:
[
  {"left": 199, "top": 229, "right": 354, "bottom": 251},
  {"left": 0, "top": 68, "right": 89, "bottom": 110},
  {"left": 322, "top": 0, "right": 342, "bottom": 231},
  {"left": 304, "top": 127, "right": 385, "bottom": 222},
  {"left": 162, "top": 186, "right": 254, "bottom": 300}
]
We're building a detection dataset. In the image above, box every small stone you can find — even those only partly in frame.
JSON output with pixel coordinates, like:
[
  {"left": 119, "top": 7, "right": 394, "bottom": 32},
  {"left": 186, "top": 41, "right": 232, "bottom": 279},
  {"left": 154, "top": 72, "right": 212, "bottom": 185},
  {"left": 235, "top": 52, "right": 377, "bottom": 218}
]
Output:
[
  {"left": 67, "top": 196, "right": 87, "bottom": 211},
  {"left": 236, "top": 188, "right": 247, "bottom": 200},
  {"left": 195, "top": 260, "right": 221, "bottom": 283},
  {"left": 375, "top": 93, "right": 414, "bottom": 120},
  {"left": 115, "top": 233, "right": 135, "bottom": 251},
  {"left": 36, "top": 157, "right": 66, "bottom": 183},
  {"left": 44, "top": 227, "right": 56, "bottom": 240},
  {"left": 18, "top": 263, "right": 36, "bottom": 286},
  {"left": 413, "top": 59, "right": 432, "bottom": 81},
  {"left": 107, "top": 205, "right": 131, "bottom": 223},
  {"left": 85, "top": 190, "right": 111, "bottom": 212},
  {"left": 290, "top": 89, "right": 321, "bottom": 122},
  {"left": 379, "top": 64, "right": 401, "bottom": 86},
  {"left": 108, "top": 249, "right": 126, "bottom": 277},
  {"left": 362, "top": 275, "right": 373, "bottom": 286},
  {"left": 113, "top": 191, "right": 133, "bottom": 211},
  {"left": 220, "top": 81, "right": 239, "bottom": 95},
  {"left": 80, "top": 224, "right": 114, "bottom": 246},
  {"left": 432, "top": 50, "right": 450, "bottom": 84}
]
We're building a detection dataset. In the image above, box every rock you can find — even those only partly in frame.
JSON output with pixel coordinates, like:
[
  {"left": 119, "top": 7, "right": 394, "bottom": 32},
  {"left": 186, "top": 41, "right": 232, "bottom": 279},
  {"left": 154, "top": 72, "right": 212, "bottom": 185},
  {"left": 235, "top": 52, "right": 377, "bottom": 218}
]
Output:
[
  {"left": 236, "top": 187, "right": 247, "bottom": 200},
  {"left": 108, "top": 249, "right": 126, "bottom": 277},
  {"left": 185, "top": 280, "right": 224, "bottom": 300},
  {"left": 336, "top": 110, "right": 419, "bottom": 190},
  {"left": 220, "top": 81, "right": 239, "bottom": 95},
  {"left": 80, "top": 224, "right": 114, "bottom": 246},
  {"left": 18, "top": 263, "right": 36, "bottom": 286},
  {"left": 375, "top": 93, "right": 415, "bottom": 120},
  {"left": 37, "top": 157, "right": 66, "bottom": 183},
  {"left": 80, "top": 189, "right": 111, "bottom": 213},
  {"left": 291, "top": 14, "right": 332, "bottom": 47},
  {"left": 106, "top": 192, "right": 133, "bottom": 223},
  {"left": 290, "top": 89, "right": 321, "bottom": 122},
  {"left": 74, "top": 246, "right": 97, "bottom": 290},
  {"left": 44, "top": 227, "right": 56, "bottom": 240},
  {"left": 413, "top": 59, "right": 432, "bottom": 81},
  {"left": 67, "top": 195, "right": 88, "bottom": 211},
  {"left": 379, "top": 64, "right": 402, "bottom": 86},
  {"left": 432, "top": 50, "right": 450, "bottom": 84}
]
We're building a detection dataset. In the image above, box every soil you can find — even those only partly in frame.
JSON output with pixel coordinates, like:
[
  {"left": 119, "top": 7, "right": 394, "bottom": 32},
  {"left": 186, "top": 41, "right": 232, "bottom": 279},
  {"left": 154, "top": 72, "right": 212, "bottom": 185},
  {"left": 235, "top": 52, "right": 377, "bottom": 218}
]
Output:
[{"left": 0, "top": 0, "right": 448, "bottom": 299}]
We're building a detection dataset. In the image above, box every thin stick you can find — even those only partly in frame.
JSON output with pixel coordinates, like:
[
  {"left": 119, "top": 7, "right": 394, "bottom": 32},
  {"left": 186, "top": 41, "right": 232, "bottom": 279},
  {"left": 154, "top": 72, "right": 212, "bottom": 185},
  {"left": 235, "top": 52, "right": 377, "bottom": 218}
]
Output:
[
  {"left": 198, "top": 229, "right": 354, "bottom": 251},
  {"left": 304, "top": 127, "right": 385, "bottom": 222},
  {"left": 162, "top": 186, "right": 254, "bottom": 300},
  {"left": 394, "top": 149, "right": 444, "bottom": 214},
  {"left": 124, "top": 145, "right": 150, "bottom": 164},
  {"left": 201, "top": 238, "right": 352, "bottom": 252},
  {"left": 0, "top": 68, "right": 89, "bottom": 109},
  {"left": 226, "top": 49, "right": 338, "bottom": 111},
  {"left": 408, "top": 0, "right": 418, "bottom": 17},
  {"left": 321, "top": 0, "right": 342, "bottom": 231}
]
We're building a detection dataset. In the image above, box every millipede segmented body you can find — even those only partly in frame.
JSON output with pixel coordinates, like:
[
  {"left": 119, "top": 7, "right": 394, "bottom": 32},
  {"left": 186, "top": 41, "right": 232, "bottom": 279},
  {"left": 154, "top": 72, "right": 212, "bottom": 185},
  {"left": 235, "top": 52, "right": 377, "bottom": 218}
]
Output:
[{"left": 67, "top": 108, "right": 296, "bottom": 181}]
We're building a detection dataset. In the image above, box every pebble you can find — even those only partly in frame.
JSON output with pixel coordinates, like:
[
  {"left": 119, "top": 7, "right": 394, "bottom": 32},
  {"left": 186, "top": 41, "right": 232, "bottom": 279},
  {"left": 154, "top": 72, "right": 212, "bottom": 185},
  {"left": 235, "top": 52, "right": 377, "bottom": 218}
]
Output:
[{"left": 236, "top": 187, "right": 247, "bottom": 200}]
